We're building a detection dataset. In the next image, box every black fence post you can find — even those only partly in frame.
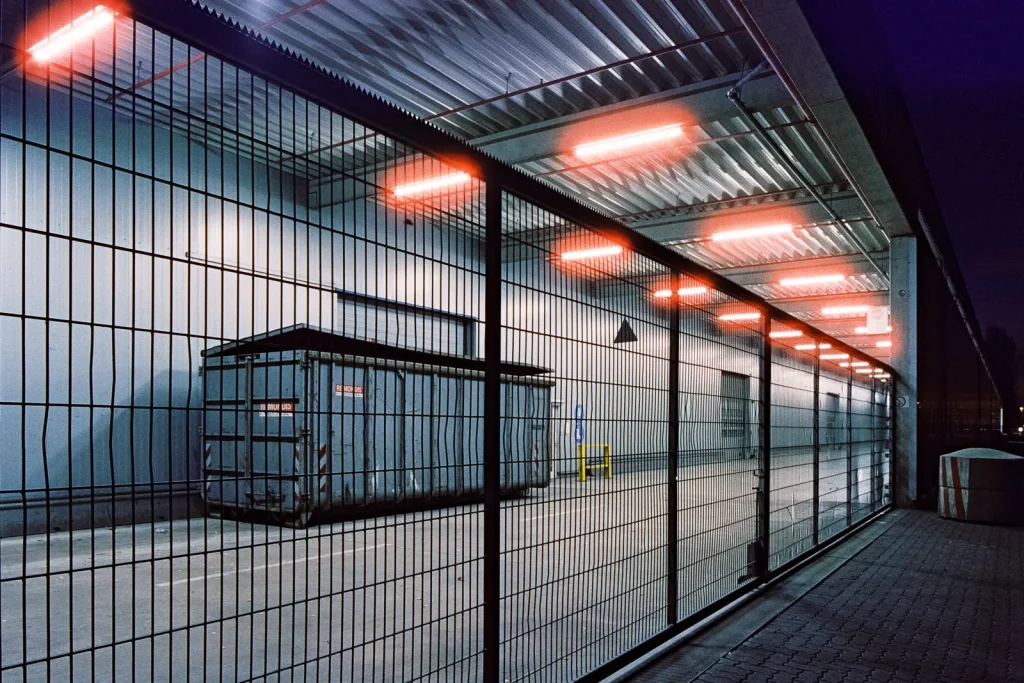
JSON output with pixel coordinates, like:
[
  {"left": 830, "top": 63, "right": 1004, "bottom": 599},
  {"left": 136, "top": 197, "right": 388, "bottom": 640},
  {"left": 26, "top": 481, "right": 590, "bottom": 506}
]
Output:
[
  {"left": 758, "top": 313, "right": 772, "bottom": 578},
  {"left": 846, "top": 369, "right": 854, "bottom": 527},
  {"left": 812, "top": 346, "right": 820, "bottom": 545},
  {"left": 666, "top": 272, "right": 680, "bottom": 624},
  {"left": 889, "top": 381, "right": 897, "bottom": 506},
  {"left": 483, "top": 180, "right": 502, "bottom": 683}
]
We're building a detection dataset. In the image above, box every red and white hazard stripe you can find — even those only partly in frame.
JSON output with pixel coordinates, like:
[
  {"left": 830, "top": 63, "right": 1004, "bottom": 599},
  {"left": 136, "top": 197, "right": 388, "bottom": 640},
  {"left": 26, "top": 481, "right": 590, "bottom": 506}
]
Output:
[
  {"left": 293, "top": 445, "right": 304, "bottom": 512},
  {"left": 944, "top": 456, "right": 966, "bottom": 519},
  {"left": 318, "top": 443, "right": 329, "bottom": 494},
  {"left": 203, "top": 444, "right": 213, "bottom": 497}
]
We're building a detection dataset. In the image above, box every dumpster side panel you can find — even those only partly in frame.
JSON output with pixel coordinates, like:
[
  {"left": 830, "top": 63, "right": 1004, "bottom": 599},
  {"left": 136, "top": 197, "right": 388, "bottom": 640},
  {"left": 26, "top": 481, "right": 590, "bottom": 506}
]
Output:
[
  {"left": 369, "top": 368, "right": 402, "bottom": 501},
  {"left": 463, "top": 375, "right": 484, "bottom": 493},
  {"left": 404, "top": 372, "right": 434, "bottom": 499},
  {"left": 249, "top": 352, "right": 304, "bottom": 515},
  {"left": 526, "top": 384, "right": 553, "bottom": 488},
  {"left": 331, "top": 363, "right": 369, "bottom": 506},
  {"left": 202, "top": 358, "right": 246, "bottom": 510},
  {"left": 435, "top": 375, "right": 462, "bottom": 495}
]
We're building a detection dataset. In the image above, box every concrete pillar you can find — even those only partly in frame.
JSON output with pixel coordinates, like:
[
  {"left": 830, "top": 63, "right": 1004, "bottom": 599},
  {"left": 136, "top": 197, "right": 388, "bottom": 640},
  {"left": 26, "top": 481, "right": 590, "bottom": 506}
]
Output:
[{"left": 890, "top": 235, "right": 918, "bottom": 506}]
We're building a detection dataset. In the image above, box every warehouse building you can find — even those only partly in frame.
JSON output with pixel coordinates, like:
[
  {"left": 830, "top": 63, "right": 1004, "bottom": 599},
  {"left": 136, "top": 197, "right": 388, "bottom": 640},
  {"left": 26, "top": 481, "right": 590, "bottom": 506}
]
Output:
[{"left": 0, "top": 1, "right": 1002, "bottom": 681}]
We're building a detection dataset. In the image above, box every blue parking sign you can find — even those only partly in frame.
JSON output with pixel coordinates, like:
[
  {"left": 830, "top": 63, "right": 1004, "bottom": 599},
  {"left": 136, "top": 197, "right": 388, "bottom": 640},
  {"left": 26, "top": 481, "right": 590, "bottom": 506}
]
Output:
[{"left": 574, "top": 403, "right": 585, "bottom": 445}]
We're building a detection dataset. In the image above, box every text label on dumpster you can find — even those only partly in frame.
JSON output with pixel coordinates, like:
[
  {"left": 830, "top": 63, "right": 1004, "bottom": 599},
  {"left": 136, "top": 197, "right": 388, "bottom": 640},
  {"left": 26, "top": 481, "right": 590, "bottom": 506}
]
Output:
[
  {"left": 336, "top": 384, "right": 364, "bottom": 398},
  {"left": 257, "top": 401, "right": 295, "bottom": 417}
]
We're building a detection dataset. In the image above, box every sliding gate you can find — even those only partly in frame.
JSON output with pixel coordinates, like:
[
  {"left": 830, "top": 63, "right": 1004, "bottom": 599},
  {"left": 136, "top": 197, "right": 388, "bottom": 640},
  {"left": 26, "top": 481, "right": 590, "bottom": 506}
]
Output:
[{"left": 0, "top": 2, "right": 893, "bottom": 681}]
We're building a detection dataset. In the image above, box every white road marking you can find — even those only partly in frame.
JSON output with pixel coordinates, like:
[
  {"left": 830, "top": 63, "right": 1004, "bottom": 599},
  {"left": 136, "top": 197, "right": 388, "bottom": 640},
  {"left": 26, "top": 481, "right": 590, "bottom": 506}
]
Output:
[{"left": 157, "top": 542, "right": 389, "bottom": 588}]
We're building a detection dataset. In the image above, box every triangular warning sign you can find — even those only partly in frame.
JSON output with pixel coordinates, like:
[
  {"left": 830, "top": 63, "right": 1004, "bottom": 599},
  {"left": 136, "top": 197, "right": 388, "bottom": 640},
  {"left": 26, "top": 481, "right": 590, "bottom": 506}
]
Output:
[{"left": 614, "top": 318, "right": 638, "bottom": 344}]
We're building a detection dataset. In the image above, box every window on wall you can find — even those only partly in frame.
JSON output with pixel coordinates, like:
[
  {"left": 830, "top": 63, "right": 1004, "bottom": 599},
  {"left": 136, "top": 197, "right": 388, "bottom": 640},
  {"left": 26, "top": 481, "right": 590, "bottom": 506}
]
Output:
[{"left": 336, "top": 289, "right": 477, "bottom": 356}]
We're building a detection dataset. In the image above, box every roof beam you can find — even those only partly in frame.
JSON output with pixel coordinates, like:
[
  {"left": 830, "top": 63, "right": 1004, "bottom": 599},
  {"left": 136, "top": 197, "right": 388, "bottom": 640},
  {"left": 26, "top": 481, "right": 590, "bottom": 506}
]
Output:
[{"left": 468, "top": 71, "right": 793, "bottom": 165}]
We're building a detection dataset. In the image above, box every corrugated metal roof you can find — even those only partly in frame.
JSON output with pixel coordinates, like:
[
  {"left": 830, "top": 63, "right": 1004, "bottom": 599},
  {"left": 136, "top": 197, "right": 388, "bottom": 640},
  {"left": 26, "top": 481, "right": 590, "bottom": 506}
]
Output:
[
  {"left": 207, "top": 0, "right": 760, "bottom": 138},
  {"left": 153, "top": 0, "right": 891, "bottom": 348}
]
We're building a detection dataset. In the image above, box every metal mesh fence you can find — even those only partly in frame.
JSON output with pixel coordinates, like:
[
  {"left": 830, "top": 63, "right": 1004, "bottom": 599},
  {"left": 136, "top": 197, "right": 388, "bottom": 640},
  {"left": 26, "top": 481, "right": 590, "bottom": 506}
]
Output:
[{"left": 0, "top": 3, "right": 894, "bottom": 682}]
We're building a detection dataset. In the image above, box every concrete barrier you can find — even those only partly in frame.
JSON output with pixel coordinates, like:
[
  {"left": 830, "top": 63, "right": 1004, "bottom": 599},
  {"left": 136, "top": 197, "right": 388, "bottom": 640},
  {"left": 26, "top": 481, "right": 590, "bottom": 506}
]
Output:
[{"left": 938, "top": 448, "right": 1024, "bottom": 525}]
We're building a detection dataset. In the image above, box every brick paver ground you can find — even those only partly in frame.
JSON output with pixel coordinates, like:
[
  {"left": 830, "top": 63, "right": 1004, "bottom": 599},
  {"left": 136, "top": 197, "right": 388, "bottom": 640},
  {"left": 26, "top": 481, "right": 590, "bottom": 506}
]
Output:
[{"left": 640, "top": 510, "right": 1024, "bottom": 682}]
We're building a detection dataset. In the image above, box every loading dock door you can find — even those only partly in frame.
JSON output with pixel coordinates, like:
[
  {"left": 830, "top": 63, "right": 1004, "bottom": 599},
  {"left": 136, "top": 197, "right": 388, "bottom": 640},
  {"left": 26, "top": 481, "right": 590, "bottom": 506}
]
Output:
[{"left": 721, "top": 372, "right": 751, "bottom": 459}]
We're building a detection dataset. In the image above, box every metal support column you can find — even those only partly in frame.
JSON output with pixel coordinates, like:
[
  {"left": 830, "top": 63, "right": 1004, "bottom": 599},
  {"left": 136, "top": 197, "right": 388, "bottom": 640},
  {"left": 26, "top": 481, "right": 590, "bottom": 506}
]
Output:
[
  {"left": 757, "top": 314, "right": 772, "bottom": 577},
  {"left": 483, "top": 181, "right": 502, "bottom": 683},
  {"left": 846, "top": 369, "right": 854, "bottom": 526},
  {"left": 666, "top": 272, "right": 681, "bottom": 624},
  {"left": 812, "top": 347, "right": 820, "bottom": 545}
]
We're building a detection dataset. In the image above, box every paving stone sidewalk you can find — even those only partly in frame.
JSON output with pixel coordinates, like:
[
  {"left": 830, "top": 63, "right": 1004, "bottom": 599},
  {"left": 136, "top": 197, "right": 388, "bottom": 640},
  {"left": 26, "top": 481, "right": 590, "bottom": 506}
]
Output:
[{"left": 639, "top": 510, "right": 1024, "bottom": 682}]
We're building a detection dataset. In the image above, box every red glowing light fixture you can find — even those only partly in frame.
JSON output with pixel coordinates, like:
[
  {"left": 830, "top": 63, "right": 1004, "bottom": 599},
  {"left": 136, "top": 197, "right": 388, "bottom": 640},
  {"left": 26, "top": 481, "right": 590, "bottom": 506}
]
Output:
[
  {"left": 560, "top": 245, "right": 624, "bottom": 262},
  {"left": 769, "top": 330, "right": 803, "bottom": 339},
  {"left": 719, "top": 312, "right": 760, "bottom": 322},
  {"left": 653, "top": 286, "right": 708, "bottom": 299},
  {"left": 822, "top": 305, "right": 870, "bottom": 316},
  {"left": 711, "top": 223, "right": 793, "bottom": 242},
  {"left": 574, "top": 124, "right": 683, "bottom": 160},
  {"left": 28, "top": 5, "right": 117, "bottom": 63},
  {"left": 779, "top": 273, "right": 845, "bottom": 287},
  {"left": 393, "top": 172, "right": 471, "bottom": 197}
]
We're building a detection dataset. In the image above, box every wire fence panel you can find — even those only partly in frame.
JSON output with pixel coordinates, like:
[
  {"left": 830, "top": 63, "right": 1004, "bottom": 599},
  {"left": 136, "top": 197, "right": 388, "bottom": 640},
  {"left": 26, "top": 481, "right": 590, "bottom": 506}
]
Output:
[
  {"left": 499, "top": 193, "right": 671, "bottom": 682},
  {"left": 675, "top": 292, "right": 761, "bottom": 612},
  {"left": 768, "top": 344, "right": 817, "bottom": 569},
  {"left": 0, "top": 3, "right": 906, "bottom": 683},
  {"left": 1, "top": 5, "right": 489, "bottom": 681}
]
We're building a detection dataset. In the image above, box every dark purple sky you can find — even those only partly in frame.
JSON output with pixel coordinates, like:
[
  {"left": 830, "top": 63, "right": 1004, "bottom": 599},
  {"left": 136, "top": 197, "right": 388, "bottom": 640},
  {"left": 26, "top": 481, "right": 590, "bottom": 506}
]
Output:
[{"left": 869, "top": 1, "right": 1024, "bottom": 346}]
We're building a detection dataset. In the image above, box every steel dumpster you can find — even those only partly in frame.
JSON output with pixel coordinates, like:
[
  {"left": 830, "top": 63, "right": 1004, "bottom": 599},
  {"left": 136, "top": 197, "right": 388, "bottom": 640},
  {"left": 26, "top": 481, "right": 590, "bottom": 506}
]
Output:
[{"left": 201, "top": 325, "right": 554, "bottom": 526}]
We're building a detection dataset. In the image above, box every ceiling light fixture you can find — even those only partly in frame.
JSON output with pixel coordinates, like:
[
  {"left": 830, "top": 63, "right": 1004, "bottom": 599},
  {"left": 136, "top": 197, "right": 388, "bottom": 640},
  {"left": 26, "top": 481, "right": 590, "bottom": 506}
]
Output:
[
  {"left": 711, "top": 223, "right": 793, "bottom": 242},
  {"left": 876, "top": 340, "right": 892, "bottom": 348},
  {"left": 820, "top": 353, "right": 850, "bottom": 360},
  {"left": 769, "top": 330, "right": 803, "bottom": 339},
  {"left": 574, "top": 124, "right": 683, "bottom": 160},
  {"left": 856, "top": 368, "right": 874, "bottom": 374},
  {"left": 393, "top": 172, "right": 471, "bottom": 197},
  {"left": 822, "top": 305, "right": 871, "bottom": 316},
  {"left": 795, "top": 343, "right": 831, "bottom": 351},
  {"left": 719, "top": 312, "right": 761, "bottom": 322},
  {"left": 560, "top": 245, "right": 624, "bottom": 261},
  {"left": 654, "top": 286, "right": 707, "bottom": 298},
  {"left": 779, "top": 273, "right": 846, "bottom": 287},
  {"left": 28, "top": 5, "right": 117, "bottom": 63},
  {"left": 854, "top": 325, "right": 893, "bottom": 334}
]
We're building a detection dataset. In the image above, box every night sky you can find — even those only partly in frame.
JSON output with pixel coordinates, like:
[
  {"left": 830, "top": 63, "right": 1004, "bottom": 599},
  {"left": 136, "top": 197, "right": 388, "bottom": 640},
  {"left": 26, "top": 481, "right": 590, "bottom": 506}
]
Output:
[{"left": 868, "top": 1, "right": 1024, "bottom": 347}]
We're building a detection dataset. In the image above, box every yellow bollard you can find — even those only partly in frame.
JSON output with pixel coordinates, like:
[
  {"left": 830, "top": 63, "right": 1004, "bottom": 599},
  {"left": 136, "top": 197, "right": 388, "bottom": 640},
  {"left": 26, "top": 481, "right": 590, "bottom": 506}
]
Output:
[{"left": 578, "top": 444, "right": 612, "bottom": 482}]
